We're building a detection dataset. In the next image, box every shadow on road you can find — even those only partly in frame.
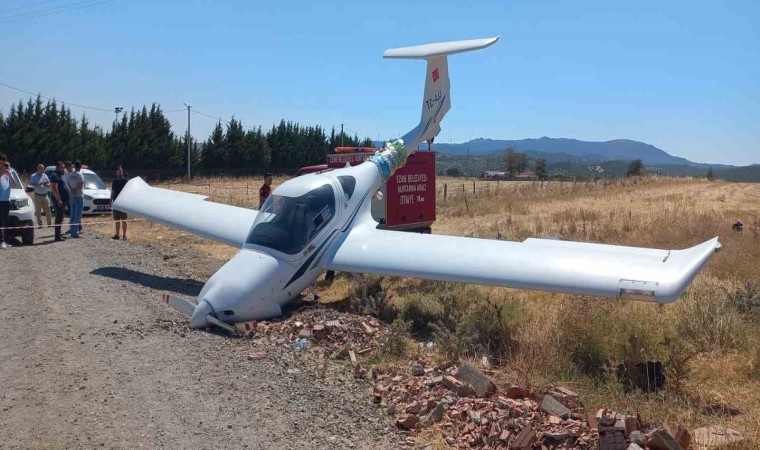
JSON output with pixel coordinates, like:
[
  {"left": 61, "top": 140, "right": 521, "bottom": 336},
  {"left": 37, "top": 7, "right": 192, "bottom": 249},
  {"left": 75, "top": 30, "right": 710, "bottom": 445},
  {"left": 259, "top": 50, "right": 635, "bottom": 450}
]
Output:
[{"left": 91, "top": 267, "right": 204, "bottom": 297}]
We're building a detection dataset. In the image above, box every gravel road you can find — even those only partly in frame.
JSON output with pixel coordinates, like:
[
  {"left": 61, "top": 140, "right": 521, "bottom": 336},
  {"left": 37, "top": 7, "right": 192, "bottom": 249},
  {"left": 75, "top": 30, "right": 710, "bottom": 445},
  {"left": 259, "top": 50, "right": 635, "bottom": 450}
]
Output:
[{"left": 0, "top": 227, "right": 399, "bottom": 449}]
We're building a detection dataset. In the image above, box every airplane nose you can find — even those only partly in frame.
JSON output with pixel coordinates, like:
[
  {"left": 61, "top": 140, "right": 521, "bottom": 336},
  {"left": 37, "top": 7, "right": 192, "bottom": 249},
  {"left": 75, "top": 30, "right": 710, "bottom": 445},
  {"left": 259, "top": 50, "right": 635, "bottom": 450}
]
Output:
[
  {"left": 194, "top": 249, "right": 285, "bottom": 326},
  {"left": 189, "top": 299, "right": 212, "bottom": 329}
]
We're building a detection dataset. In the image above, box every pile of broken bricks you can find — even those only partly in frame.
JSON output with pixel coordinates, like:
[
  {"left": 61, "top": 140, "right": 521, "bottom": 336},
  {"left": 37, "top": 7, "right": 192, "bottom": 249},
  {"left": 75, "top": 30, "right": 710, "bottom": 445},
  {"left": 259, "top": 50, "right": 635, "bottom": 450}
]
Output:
[
  {"left": 241, "top": 307, "right": 746, "bottom": 449},
  {"left": 369, "top": 361, "right": 745, "bottom": 450},
  {"left": 245, "top": 307, "right": 387, "bottom": 357}
]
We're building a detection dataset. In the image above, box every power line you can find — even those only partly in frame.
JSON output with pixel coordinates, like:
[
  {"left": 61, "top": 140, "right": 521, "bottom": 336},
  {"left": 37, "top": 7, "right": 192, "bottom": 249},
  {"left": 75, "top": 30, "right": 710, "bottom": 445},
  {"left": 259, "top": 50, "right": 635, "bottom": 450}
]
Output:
[
  {"left": 0, "top": 0, "right": 64, "bottom": 15},
  {"left": 0, "top": 0, "right": 113, "bottom": 24},
  {"left": 192, "top": 108, "right": 229, "bottom": 124},
  {"left": 0, "top": 80, "right": 188, "bottom": 115},
  {"left": 0, "top": 80, "right": 112, "bottom": 112}
]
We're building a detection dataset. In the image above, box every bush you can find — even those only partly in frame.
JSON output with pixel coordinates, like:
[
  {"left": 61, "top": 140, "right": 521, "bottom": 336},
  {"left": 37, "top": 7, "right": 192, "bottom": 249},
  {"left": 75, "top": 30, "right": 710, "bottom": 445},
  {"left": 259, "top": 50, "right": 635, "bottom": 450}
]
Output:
[
  {"left": 398, "top": 292, "right": 445, "bottom": 334},
  {"left": 729, "top": 282, "right": 760, "bottom": 322},
  {"left": 461, "top": 296, "right": 522, "bottom": 360},
  {"left": 430, "top": 321, "right": 479, "bottom": 362},
  {"left": 381, "top": 318, "right": 413, "bottom": 359}
]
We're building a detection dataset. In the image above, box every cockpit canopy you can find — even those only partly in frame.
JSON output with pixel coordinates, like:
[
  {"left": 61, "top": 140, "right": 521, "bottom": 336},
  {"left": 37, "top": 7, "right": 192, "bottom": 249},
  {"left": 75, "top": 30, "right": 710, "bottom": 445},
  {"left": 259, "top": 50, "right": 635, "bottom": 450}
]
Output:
[{"left": 246, "top": 183, "right": 336, "bottom": 255}]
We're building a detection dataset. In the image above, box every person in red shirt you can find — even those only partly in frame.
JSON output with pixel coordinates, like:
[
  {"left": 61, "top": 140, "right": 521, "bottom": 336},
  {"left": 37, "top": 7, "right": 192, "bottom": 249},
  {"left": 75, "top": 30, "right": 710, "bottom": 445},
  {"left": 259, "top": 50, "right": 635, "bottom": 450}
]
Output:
[{"left": 258, "top": 173, "right": 272, "bottom": 209}]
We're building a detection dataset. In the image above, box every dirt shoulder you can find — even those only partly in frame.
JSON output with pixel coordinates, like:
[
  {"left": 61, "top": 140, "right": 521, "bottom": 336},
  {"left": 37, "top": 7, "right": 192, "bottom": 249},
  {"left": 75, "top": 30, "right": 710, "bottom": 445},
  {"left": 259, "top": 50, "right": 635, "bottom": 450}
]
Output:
[{"left": 0, "top": 227, "right": 398, "bottom": 449}]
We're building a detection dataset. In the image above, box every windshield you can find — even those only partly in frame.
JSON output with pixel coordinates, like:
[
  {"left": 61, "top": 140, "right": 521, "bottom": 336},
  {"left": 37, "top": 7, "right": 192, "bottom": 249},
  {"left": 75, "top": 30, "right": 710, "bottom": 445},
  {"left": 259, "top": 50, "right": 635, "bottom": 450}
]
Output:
[
  {"left": 246, "top": 184, "right": 336, "bottom": 255},
  {"left": 10, "top": 171, "right": 22, "bottom": 189},
  {"left": 83, "top": 173, "right": 107, "bottom": 190}
]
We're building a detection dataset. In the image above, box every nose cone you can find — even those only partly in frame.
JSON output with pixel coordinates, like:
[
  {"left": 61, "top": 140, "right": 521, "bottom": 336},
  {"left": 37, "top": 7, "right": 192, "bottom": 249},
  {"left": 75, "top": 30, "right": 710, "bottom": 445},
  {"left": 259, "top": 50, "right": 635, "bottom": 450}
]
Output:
[
  {"left": 189, "top": 299, "right": 212, "bottom": 329},
  {"left": 195, "top": 250, "right": 284, "bottom": 326}
]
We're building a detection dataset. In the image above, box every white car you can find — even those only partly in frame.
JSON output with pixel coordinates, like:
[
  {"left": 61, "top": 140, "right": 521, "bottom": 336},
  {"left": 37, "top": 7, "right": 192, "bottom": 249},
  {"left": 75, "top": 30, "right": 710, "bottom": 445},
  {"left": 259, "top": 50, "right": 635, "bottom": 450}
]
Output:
[
  {"left": 5, "top": 168, "right": 35, "bottom": 245},
  {"left": 45, "top": 166, "right": 112, "bottom": 215}
]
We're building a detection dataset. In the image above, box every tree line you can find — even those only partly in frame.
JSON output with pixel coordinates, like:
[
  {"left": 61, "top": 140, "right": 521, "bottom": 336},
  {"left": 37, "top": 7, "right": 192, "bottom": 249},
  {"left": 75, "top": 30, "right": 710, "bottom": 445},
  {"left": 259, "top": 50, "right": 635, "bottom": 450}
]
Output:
[{"left": 0, "top": 96, "right": 372, "bottom": 173}]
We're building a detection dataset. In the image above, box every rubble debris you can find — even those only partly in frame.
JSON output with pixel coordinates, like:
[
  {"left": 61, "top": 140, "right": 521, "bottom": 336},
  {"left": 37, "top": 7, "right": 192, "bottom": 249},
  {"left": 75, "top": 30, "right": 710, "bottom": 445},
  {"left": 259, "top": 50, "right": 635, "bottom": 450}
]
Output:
[
  {"left": 396, "top": 414, "right": 419, "bottom": 430},
  {"left": 627, "top": 444, "right": 644, "bottom": 450},
  {"left": 510, "top": 425, "right": 536, "bottom": 449},
  {"left": 506, "top": 385, "right": 528, "bottom": 399},
  {"left": 648, "top": 429, "right": 683, "bottom": 450},
  {"left": 540, "top": 394, "right": 572, "bottom": 418},
  {"left": 248, "top": 306, "right": 387, "bottom": 354},
  {"left": 675, "top": 426, "right": 691, "bottom": 449},
  {"left": 692, "top": 425, "right": 743, "bottom": 449},
  {"left": 599, "top": 427, "right": 626, "bottom": 450},
  {"left": 455, "top": 362, "right": 497, "bottom": 398},
  {"left": 410, "top": 363, "right": 425, "bottom": 376},
  {"left": 247, "top": 351, "right": 267, "bottom": 361},
  {"left": 629, "top": 430, "right": 646, "bottom": 446}
]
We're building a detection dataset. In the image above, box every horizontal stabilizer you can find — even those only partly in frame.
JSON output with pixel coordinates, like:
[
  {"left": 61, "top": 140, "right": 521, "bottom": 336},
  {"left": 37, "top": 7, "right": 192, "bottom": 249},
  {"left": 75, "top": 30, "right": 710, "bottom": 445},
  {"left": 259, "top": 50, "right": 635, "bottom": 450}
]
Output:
[
  {"left": 383, "top": 36, "right": 499, "bottom": 59},
  {"left": 385, "top": 36, "right": 498, "bottom": 151}
]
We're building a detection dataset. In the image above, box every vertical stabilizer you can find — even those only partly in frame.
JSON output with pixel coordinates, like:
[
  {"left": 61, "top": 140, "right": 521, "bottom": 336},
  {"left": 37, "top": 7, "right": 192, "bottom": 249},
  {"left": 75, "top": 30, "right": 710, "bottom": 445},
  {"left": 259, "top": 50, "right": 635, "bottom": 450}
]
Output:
[{"left": 383, "top": 36, "right": 498, "bottom": 150}]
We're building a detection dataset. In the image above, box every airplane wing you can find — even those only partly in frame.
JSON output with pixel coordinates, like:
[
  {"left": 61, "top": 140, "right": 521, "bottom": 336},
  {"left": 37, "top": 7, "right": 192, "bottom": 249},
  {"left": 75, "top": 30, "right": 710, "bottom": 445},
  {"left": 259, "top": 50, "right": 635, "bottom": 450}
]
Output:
[
  {"left": 113, "top": 177, "right": 255, "bottom": 248},
  {"left": 327, "top": 222, "right": 720, "bottom": 303}
]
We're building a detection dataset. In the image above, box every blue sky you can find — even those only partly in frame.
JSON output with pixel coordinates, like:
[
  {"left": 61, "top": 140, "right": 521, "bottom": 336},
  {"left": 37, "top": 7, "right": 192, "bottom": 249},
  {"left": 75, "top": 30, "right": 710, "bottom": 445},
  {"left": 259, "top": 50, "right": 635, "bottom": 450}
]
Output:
[{"left": 1, "top": 0, "right": 758, "bottom": 165}]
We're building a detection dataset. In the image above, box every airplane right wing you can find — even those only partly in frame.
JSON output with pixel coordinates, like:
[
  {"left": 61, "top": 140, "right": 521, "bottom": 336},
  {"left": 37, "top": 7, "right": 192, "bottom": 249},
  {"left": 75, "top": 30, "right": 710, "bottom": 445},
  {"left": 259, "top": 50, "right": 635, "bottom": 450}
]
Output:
[
  {"left": 113, "top": 177, "right": 256, "bottom": 248},
  {"left": 327, "top": 220, "right": 720, "bottom": 303}
]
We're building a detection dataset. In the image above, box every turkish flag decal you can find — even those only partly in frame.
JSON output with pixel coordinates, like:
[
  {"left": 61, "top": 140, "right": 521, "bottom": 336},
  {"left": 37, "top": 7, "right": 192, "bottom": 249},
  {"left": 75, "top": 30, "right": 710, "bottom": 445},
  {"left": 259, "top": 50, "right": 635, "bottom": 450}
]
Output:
[{"left": 432, "top": 68, "right": 439, "bottom": 83}]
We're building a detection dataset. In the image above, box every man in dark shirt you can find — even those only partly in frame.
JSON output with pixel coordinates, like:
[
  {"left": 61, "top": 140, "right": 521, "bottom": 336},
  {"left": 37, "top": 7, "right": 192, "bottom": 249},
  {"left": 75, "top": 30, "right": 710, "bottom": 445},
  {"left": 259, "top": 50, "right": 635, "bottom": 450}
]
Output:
[
  {"left": 110, "top": 165, "right": 129, "bottom": 240},
  {"left": 47, "top": 160, "right": 69, "bottom": 242},
  {"left": 259, "top": 172, "right": 272, "bottom": 209}
]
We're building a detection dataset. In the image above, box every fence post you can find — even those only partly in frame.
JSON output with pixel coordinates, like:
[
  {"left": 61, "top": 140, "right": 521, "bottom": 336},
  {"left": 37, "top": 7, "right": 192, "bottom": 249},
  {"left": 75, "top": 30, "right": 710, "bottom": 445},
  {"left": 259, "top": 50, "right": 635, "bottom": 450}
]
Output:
[
  {"left": 472, "top": 181, "right": 475, "bottom": 194},
  {"left": 444, "top": 183, "right": 447, "bottom": 200}
]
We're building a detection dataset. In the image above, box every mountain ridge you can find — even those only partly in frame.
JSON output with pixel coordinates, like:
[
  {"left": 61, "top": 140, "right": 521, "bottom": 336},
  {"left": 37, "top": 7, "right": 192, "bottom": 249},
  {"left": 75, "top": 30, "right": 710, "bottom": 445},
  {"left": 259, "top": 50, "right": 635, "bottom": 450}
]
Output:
[{"left": 429, "top": 136, "right": 727, "bottom": 167}]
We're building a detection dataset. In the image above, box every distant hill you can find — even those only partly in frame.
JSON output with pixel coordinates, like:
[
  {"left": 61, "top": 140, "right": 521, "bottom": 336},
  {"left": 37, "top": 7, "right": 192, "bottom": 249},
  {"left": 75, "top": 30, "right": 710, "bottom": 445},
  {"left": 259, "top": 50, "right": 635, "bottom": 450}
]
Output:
[
  {"left": 432, "top": 137, "right": 703, "bottom": 166},
  {"left": 434, "top": 153, "right": 759, "bottom": 182}
]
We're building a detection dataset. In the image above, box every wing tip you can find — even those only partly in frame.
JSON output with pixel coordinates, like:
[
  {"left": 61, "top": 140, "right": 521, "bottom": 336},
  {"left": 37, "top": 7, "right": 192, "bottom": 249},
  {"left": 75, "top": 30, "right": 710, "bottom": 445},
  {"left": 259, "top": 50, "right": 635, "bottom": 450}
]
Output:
[{"left": 656, "top": 236, "right": 721, "bottom": 303}]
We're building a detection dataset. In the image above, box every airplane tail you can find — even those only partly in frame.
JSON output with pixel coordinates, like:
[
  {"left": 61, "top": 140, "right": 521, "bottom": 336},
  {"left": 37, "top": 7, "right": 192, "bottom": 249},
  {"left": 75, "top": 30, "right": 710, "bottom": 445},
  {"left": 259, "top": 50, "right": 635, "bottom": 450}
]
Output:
[{"left": 383, "top": 36, "right": 498, "bottom": 150}]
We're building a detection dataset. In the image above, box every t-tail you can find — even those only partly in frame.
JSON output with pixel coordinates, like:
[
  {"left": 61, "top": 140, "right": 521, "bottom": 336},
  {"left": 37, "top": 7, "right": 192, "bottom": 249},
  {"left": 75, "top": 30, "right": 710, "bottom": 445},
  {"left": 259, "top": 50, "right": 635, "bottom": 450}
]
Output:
[{"left": 383, "top": 36, "right": 499, "bottom": 151}]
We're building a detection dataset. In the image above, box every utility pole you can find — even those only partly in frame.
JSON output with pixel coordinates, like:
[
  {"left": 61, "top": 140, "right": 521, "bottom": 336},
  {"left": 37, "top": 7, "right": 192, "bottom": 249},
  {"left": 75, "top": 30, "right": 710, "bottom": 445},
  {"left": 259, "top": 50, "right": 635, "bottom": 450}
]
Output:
[
  {"left": 341, "top": 123, "right": 344, "bottom": 147},
  {"left": 114, "top": 107, "right": 123, "bottom": 124},
  {"left": 183, "top": 103, "right": 192, "bottom": 179}
]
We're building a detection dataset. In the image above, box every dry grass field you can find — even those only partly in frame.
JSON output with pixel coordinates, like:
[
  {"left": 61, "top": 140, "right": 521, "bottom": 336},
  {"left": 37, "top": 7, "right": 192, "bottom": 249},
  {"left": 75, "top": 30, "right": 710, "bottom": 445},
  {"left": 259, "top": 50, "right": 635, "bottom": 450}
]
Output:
[{"left": 93, "top": 174, "right": 760, "bottom": 445}]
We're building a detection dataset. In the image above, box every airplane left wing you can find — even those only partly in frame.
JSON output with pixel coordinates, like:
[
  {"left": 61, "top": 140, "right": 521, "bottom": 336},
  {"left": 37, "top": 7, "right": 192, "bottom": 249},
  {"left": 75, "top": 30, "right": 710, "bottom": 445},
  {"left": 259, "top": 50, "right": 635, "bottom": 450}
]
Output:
[
  {"left": 327, "top": 222, "right": 720, "bottom": 303},
  {"left": 113, "top": 177, "right": 255, "bottom": 248}
]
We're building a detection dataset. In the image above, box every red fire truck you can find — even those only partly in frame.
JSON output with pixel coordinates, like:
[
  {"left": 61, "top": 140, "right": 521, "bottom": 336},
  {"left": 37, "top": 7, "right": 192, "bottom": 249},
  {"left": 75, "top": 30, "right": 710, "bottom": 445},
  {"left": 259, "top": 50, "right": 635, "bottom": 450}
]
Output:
[{"left": 297, "top": 147, "right": 436, "bottom": 232}]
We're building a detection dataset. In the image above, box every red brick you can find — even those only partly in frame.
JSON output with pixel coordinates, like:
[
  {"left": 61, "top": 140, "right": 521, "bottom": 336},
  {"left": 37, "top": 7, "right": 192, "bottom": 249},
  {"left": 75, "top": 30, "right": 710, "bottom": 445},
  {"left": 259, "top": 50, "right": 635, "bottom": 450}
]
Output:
[{"left": 510, "top": 425, "right": 536, "bottom": 450}]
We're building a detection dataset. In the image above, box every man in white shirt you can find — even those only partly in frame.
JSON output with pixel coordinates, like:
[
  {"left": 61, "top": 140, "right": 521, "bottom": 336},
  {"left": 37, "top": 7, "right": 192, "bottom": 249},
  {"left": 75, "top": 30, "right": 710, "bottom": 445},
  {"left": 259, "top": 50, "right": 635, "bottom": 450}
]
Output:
[{"left": 29, "top": 163, "right": 52, "bottom": 227}]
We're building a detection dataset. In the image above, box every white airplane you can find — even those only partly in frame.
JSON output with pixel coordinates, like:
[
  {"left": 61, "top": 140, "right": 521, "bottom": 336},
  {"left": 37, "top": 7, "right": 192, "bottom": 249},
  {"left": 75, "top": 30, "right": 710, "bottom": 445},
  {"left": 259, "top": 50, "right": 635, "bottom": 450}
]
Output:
[{"left": 115, "top": 37, "right": 721, "bottom": 332}]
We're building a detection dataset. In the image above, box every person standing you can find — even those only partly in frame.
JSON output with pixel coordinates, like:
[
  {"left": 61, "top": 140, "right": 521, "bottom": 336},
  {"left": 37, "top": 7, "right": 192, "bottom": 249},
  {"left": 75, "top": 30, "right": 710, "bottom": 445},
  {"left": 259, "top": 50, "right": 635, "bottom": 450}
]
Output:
[
  {"left": 47, "top": 161, "right": 69, "bottom": 242},
  {"left": 0, "top": 155, "right": 11, "bottom": 249},
  {"left": 29, "top": 164, "right": 52, "bottom": 228},
  {"left": 259, "top": 172, "right": 273, "bottom": 208},
  {"left": 110, "top": 165, "right": 129, "bottom": 240},
  {"left": 67, "top": 160, "right": 85, "bottom": 238}
]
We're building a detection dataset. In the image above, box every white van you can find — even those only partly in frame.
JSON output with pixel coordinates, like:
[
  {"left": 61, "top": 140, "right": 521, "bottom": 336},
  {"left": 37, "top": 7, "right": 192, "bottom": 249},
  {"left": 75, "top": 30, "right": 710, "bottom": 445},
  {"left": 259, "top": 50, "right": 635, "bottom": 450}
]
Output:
[
  {"left": 5, "top": 168, "right": 35, "bottom": 245},
  {"left": 45, "top": 166, "right": 112, "bottom": 215}
]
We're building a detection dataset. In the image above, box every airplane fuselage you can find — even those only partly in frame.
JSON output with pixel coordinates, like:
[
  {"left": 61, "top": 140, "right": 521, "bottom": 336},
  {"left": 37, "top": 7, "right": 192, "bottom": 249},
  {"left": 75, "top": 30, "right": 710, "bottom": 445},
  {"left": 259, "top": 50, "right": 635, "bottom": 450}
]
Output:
[{"left": 190, "top": 162, "right": 383, "bottom": 328}]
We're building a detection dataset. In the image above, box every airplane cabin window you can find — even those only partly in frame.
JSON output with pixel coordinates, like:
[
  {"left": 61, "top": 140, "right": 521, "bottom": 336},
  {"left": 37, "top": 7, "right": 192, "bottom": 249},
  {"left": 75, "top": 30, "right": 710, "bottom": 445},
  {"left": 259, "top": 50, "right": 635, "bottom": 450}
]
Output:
[
  {"left": 246, "top": 184, "right": 336, "bottom": 255},
  {"left": 337, "top": 176, "right": 356, "bottom": 199}
]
